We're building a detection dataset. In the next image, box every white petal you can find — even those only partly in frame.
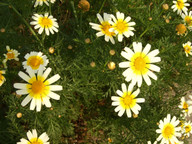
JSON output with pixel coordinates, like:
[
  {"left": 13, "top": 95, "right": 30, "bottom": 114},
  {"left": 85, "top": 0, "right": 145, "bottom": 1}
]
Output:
[
  {"left": 38, "top": 27, "right": 44, "bottom": 34},
  {"left": 123, "top": 47, "right": 134, "bottom": 60},
  {"left": 45, "top": 74, "right": 60, "bottom": 85},
  {"left": 96, "top": 32, "right": 104, "bottom": 37},
  {"left": 48, "top": 91, "right": 60, "bottom": 100},
  {"left": 114, "top": 105, "right": 121, "bottom": 112},
  {"left": 133, "top": 42, "right": 142, "bottom": 53},
  {"left": 49, "top": 85, "right": 63, "bottom": 91},
  {"left": 150, "top": 57, "right": 161, "bottom": 63},
  {"left": 21, "top": 95, "right": 32, "bottom": 106},
  {"left": 118, "top": 108, "right": 125, "bottom": 117},
  {"left": 118, "top": 34, "right": 123, "bottom": 42},
  {"left": 18, "top": 71, "right": 30, "bottom": 82},
  {"left": 149, "top": 64, "right": 160, "bottom": 72},
  {"left": 97, "top": 13, "right": 103, "bottom": 23},
  {"left": 39, "top": 132, "right": 49, "bottom": 142},
  {"left": 147, "top": 70, "right": 157, "bottom": 80},
  {"left": 119, "top": 62, "right": 130, "bottom": 68},
  {"left": 43, "top": 97, "right": 52, "bottom": 107},
  {"left": 132, "top": 89, "right": 140, "bottom": 97},
  {"left": 14, "top": 83, "right": 27, "bottom": 90},
  {"left": 36, "top": 99, "right": 42, "bottom": 112},
  {"left": 16, "top": 89, "right": 28, "bottom": 95},
  {"left": 43, "top": 68, "right": 52, "bottom": 80},
  {"left": 111, "top": 96, "right": 120, "bottom": 101},
  {"left": 143, "top": 74, "right": 151, "bottom": 86},
  {"left": 116, "top": 90, "right": 123, "bottom": 96},
  {"left": 26, "top": 130, "right": 33, "bottom": 140},
  {"left": 30, "top": 98, "right": 36, "bottom": 110},
  {"left": 136, "top": 98, "right": 145, "bottom": 103},
  {"left": 147, "top": 49, "right": 159, "bottom": 59},
  {"left": 126, "top": 109, "right": 132, "bottom": 117},
  {"left": 142, "top": 44, "right": 151, "bottom": 55}
]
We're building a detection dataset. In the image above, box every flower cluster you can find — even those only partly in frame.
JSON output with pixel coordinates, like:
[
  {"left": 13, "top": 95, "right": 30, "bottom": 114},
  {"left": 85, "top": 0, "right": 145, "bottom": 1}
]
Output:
[{"left": 89, "top": 12, "right": 135, "bottom": 44}]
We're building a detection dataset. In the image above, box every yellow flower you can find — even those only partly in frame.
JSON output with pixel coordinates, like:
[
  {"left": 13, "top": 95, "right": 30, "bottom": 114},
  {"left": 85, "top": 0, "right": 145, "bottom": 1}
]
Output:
[
  {"left": 89, "top": 13, "right": 116, "bottom": 44},
  {"left": 119, "top": 42, "right": 161, "bottom": 87},
  {"left": 156, "top": 114, "right": 181, "bottom": 144},
  {"left": 30, "top": 13, "right": 59, "bottom": 36},
  {"left": 111, "top": 83, "right": 145, "bottom": 118},
  {"left": 182, "top": 41, "right": 192, "bottom": 57},
  {"left": 176, "top": 24, "right": 187, "bottom": 35},
  {"left": 0, "top": 70, "right": 6, "bottom": 86},
  {"left": 17, "top": 129, "right": 49, "bottom": 144},
  {"left": 14, "top": 66, "right": 62, "bottom": 112},
  {"left": 109, "top": 12, "right": 135, "bottom": 42},
  {"left": 171, "top": 0, "right": 189, "bottom": 15}
]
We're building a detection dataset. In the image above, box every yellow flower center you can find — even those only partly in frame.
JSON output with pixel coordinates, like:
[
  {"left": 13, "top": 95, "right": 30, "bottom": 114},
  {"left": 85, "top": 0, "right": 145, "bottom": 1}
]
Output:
[
  {"left": 31, "top": 80, "right": 45, "bottom": 96},
  {"left": 115, "top": 20, "right": 128, "bottom": 34},
  {"left": 101, "top": 22, "right": 115, "bottom": 37},
  {"left": 39, "top": 17, "right": 53, "bottom": 28},
  {"left": 176, "top": 24, "right": 187, "bottom": 35},
  {"left": 134, "top": 57, "right": 146, "bottom": 71},
  {"left": 6, "top": 52, "right": 15, "bottom": 59},
  {"left": 162, "top": 124, "right": 175, "bottom": 139},
  {"left": 185, "top": 16, "right": 192, "bottom": 25},
  {"left": 0, "top": 73, "right": 5, "bottom": 84},
  {"left": 185, "top": 125, "right": 191, "bottom": 133},
  {"left": 183, "top": 101, "right": 188, "bottom": 112},
  {"left": 176, "top": 0, "right": 184, "bottom": 9},
  {"left": 120, "top": 92, "right": 136, "bottom": 109},
  {"left": 28, "top": 138, "right": 43, "bottom": 144},
  {"left": 184, "top": 45, "right": 191, "bottom": 54},
  {"left": 27, "top": 56, "right": 43, "bottom": 70}
]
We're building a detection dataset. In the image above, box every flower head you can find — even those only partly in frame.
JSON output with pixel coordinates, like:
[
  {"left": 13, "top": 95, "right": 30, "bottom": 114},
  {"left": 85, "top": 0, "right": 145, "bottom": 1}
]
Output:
[
  {"left": 182, "top": 121, "right": 192, "bottom": 137},
  {"left": 178, "top": 97, "right": 192, "bottom": 117},
  {"left": 14, "top": 66, "right": 62, "bottom": 112},
  {"left": 181, "top": 11, "right": 192, "bottom": 30},
  {"left": 30, "top": 13, "right": 59, "bottom": 36},
  {"left": 22, "top": 51, "right": 49, "bottom": 73},
  {"left": 119, "top": 42, "right": 161, "bottom": 87},
  {"left": 182, "top": 41, "right": 192, "bottom": 57},
  {"left": 156, "top": 114, "right": 181, "bottom": 144},
  {"left": 176, "top": 24, "right": 187, "bottom": 35},
  {"left": 34, "top": 0, "right": 56, "bottom": 7},
  {"left": 109, "top": 12, "right": 136, "bottom": 42},
  {"left": 111, "top": 83, "right": 145, "bottom": 118},
  {"left": 89, "top": 13, "right": 116, "bottom": 44},
  {"left": 17, "top": 129, "right": 49, "bottom": 144},
  {"left": 171, "top": 0, "right": 190, "bottom": 15},
  {"left": 0, "top": 70, "right": 6, "bottom": 86},
  {"left": 3, "top": 45, "right": 20, "bottom": 68}
]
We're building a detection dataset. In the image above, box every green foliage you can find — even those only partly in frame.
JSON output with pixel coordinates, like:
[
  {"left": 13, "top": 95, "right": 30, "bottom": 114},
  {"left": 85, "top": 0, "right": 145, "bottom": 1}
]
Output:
[{"left": 0, "top": 0, "right": 191, "bottom": 143}]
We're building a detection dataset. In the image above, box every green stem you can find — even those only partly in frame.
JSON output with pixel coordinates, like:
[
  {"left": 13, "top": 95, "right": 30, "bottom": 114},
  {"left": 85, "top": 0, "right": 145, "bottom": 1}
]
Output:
[
  {"left": 70, "top": 1, "right": 78, "bottom": 27},
  {"left": 98, "top": 0, "right": 107, "bottom": 13},
  {"left": 0, "top": 2, "right": 43, "bottom": 47}
]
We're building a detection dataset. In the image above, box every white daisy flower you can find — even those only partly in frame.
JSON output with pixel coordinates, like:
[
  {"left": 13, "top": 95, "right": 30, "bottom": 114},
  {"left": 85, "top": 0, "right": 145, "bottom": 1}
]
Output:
[
  {"left": 147, "top": 141, "right": 157, "bottom": 144},
  {"left": 156, "top": 114, "right": 181, "bottom": 144},
  {"left": 13, "top": 66, "right": 63, "bottom": 112},
  {"left": 0, "top": 70, "right": 6, "bottom": 87},
  {"left": 111, "top": 83, "right": 145, "bottom": 118},
  {"left": 34, "top": 0, "right": 56, "bottom": 7},
  {"left": 22, "top": 51, "right": 49, "bottom": 73},
  {"left": 30, "top": 13, "right": 59, "bottom": 36},
  {"left": 89, "top": 13, "right": 116, "bottom": 44},
  {"left": 171, "top": 0, "right": 190, "bottom": 15},
  {"left": 181, "top": 11, "right": 192, "bottom": 30},
  {"left": 182, "top": 121, "right": 192, "bottom": 137},
  {"left": 178, "top": 97, "right": 192, "bottom": 117},
  {"left": 119, "top": 42, "right": 161, "bottom": 87},
  {"left": 17, "top": 129, "right": 49, "bottom": 144},
  {"left": 182, "top": 41, "right": 192, "bottom": 57},
  {"left": 3, "top": 45, "right": 20, "bottom": 68},
  {"left": 109, "top": 11, "right": 136, "bottom": 42}
]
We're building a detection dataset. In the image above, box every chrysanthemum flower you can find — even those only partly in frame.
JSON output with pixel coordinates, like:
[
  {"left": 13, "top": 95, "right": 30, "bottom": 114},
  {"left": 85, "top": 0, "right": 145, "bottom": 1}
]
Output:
[
  {"left": 3, "top": 45, "right": 20, "bottom": 68},
  {"left": 0, "top": 70, "right": 6, "bottom": 87},
  {"left": 34, "top": 0, "right": 56, "bottom": 7},
  {"left": 22, "top": 51, "right": 49, "bottom": 73},
  {"left": 182, "top": 121, "right": 192, "bottom": 137},
  {"left": 17, "top": 129, "right": 49, "bottom": 144},
  {"left": 111, "top": 83, "right": 145, "bottom": 118},
  {"left": 171, "top": 0, "right": 190, "bottom": 15},
  {"left": 14, "top": 66, "right": 62, "bottom": 112},
  {"left": 30, "top": 13, "right": 59, "bottom": 36},
  {"left": 182, "top": 41, "right": 192, "bottom": 57},
  {"left": 178, "top": 97, "right": 192, "bottom": 117},
  {"left": 109, "top": 11, "right": 135, "bottom": 42},
  {"left": 181, "top": 11, "right": 192, "bottom": 30},
  {"left": 89, "top": 13, "right": 116, "bottom": 44},
  {"left": 119, "top": 42, "right": 161, "bottom": 87},
  {"left": 176, "top": 24, "right": 187, "bottom": 35},
  {"left": 156, "top": 114, "right": 181, "bottom": 144}
]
